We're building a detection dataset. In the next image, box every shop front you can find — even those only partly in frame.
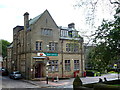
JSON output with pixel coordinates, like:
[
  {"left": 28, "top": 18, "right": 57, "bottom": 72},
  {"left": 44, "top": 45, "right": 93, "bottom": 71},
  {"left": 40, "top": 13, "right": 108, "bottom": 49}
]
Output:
[
  {"left": 35, "top": 62, "right": 44, "bottom": 78},
  {"left": 32, "top": 52, "right": 58, "bottom": 79},
  {"left": 32, "top": 56, "right": 48, "bottom": 79}
]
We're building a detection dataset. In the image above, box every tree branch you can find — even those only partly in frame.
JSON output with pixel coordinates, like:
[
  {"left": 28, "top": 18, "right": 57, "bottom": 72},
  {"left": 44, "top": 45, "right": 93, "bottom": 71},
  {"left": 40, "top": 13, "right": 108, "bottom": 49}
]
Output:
[{"left": 109, "top": 0, "right": 120, "bottom": 4}]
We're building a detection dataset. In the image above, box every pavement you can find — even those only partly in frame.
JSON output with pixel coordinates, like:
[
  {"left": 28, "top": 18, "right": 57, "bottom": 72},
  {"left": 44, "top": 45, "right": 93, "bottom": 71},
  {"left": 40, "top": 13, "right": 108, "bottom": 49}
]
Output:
[
  {"left": 21, "top": 73, "right": 120, "bottom": 88},
  {"left": 22, "top": 78, "right": 74, "bottom": 88}
]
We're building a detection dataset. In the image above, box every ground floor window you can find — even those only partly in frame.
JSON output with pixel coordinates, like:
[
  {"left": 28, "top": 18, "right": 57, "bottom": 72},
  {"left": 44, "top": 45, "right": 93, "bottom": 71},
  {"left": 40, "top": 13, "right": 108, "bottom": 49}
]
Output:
[
  {"left": 74, "top": 60, "right": 80, "bottom": 70},
  {"left": 65, "top": 60, "right": 71, "bottom": 71},
  {"left": 48, "top": 60, "right": 58, "bottom": 72}
]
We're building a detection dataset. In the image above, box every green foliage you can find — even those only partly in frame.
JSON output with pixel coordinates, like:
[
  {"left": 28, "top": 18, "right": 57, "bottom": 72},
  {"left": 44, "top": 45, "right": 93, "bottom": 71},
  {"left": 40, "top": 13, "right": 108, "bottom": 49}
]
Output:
[
  {"left": 73, "top": 75, "right": 82, "bottom": 88},
  {"left": 88, "top": 7, "right": 120, "bottom": 72},
  {"left": 0, "top": 40, "right": 2, "bottom": 54},
  {"left": 94, "top": 83, "right": 120, "bottom": 90},
  {"left": 0, "top": 39, "right": 10, "bottom": 58}
]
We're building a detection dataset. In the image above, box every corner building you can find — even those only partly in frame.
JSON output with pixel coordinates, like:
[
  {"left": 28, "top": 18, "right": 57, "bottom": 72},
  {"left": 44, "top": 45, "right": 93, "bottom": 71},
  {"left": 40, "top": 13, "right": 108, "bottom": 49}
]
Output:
[{"left": 12, "top": 10, "right": 84, "bottom": 80}]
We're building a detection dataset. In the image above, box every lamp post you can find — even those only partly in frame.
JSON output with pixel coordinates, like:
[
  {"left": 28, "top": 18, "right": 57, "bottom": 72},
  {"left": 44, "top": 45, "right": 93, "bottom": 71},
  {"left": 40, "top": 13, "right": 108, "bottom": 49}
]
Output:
[
  {"left": 46, "top": 62, "right": 50, "bottom": 84},
  {"left": 117, "top": 64, "right": 119, "bottom": 80}
]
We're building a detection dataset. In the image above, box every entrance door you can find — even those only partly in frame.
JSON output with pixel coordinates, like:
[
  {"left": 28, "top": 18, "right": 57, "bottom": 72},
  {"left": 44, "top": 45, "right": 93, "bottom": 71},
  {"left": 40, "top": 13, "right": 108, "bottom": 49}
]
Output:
[{"left": 35, "top": 63, "right": 43, "bottom": 78}]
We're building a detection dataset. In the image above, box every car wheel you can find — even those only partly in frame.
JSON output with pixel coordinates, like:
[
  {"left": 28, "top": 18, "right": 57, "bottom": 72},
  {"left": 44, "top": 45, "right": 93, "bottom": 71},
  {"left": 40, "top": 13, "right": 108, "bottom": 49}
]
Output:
[
  {"left": 9, "top": 76, "right": 12, "bottom": 79},
  {"left": 13, "top": 77, "right": 16, "bottom": 80}
]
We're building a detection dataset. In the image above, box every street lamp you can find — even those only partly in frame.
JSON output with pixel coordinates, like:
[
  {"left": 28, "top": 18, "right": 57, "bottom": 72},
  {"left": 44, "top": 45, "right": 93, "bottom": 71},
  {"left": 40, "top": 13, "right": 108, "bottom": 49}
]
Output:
[{"left": 46, "top": 61, "right": 50, "bottom": 84}]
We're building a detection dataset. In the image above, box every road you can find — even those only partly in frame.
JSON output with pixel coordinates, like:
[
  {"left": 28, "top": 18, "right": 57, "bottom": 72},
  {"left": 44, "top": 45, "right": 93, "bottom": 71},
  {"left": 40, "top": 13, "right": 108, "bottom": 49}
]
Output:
[
  {"left": 1, "top": 75, "right": 72, "bottom": 90},
  {"left": 1, "top": 73, "right": 120, "bottom": 89},
  {"left": 1, "top": 75, "right": 39, "bottom": 89}
]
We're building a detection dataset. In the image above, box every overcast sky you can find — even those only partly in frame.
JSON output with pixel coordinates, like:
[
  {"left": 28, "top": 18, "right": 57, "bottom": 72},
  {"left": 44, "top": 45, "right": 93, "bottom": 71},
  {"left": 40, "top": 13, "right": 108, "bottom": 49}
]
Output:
[{"left": 0, "top": 0, "right": 115, "bottom": 43}]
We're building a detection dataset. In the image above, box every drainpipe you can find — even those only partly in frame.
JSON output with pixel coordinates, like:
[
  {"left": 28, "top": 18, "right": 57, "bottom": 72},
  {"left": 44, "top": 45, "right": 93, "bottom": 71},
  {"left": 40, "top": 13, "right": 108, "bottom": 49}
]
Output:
[
  {"left": 61, "top": 40, "right": 64, "bottom": 77},
  {"left": 80, "top": 38, "right": 84, "bottom": 77}
]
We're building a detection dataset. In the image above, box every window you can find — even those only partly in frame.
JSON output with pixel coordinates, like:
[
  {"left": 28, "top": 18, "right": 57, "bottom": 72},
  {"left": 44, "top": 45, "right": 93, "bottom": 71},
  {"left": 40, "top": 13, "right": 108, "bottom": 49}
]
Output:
[
  {"left": 66, "top": 43, "right": 70, "bottom": 52},
  {"left": 61, "top": 30, "right": 68, "bottom": 37},
  {"left": 74, "top": 60, "right": 79, "bottom": 70},
  {"left": 48, "top": 60, "right": 58, "bottom": 72},
  {"left": 65, "top": 60, "right": 71, "bottom": 71},
  {"left": 74, "top": 44, "right": 79, "bottom": 52},
  {"left": 49, "top": 42, "right": 58, "bottom": 51},
  {"left": 66, "top": 43, "right": 79, "bottom": 52},
  {"left": 68, "top": 31, "right": 72, "bottom": 37},
  {"left": 36, "top": 41, "right": 42, "bottom": 50},
  {"left": 36, "top": 41, "right": 38, "bottom": 50},
  {"left": 41, "top": 28, "right": 52, "bottom": 36}
]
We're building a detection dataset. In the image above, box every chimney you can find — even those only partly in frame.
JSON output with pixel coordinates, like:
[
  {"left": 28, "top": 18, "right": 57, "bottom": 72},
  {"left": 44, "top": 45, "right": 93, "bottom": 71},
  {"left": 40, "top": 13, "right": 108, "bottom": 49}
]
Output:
[
  {"left": 68, "top": 23, "right": 75, "bottom": 28},
  {"left": 23, "top": 12, "right": 29, "bottom": 30}
]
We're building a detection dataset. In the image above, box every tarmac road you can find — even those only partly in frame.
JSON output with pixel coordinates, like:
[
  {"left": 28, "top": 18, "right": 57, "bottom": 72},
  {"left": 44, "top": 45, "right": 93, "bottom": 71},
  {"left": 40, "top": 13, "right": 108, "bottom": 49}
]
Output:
[{"left": 1, "top": 73, "right": 120, "bottom": 89}]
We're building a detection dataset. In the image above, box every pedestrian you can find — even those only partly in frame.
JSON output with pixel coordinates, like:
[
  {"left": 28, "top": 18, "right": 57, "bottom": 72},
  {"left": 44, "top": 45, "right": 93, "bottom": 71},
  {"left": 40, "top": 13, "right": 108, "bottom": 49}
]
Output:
[{"left": 99, "top": 78, "right": 103, "bottom": 83}]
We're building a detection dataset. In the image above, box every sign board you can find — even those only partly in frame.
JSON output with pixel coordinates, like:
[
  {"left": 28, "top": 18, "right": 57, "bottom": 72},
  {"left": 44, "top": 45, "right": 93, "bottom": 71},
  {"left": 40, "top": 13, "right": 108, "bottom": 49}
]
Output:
[
  {"left": 37, "top": 53, "right": 58, "bottom": 56},
  {"left": 44, "top": 53, "right": 58, "bottom": 56},
  {"left": 37, "top": 53, "right": 46, "bottom": 56}
]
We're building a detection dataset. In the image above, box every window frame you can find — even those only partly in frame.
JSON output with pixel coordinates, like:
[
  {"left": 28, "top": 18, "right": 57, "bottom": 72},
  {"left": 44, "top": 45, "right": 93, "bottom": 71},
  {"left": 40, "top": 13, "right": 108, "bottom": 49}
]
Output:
[
  {"left": 66, "top": 43, "right": 79, "bottom": 52},
  {"left": 41, "top": 28, "right": 53, "bottom": 36},
  {"left": 65, "top": 60, "right": 71, "bottom": 71},
  {"left": 35, "top": 41, "right": 42, "bottom": 50},
  {"left": 49, "top": 42, "right": 58, "bottom": 51},
  {"left": 74, "top": 60, "right": 80, "bottom": 70},
  {"left": 48, "top": 60, "right": 59, "bottom": 72}
]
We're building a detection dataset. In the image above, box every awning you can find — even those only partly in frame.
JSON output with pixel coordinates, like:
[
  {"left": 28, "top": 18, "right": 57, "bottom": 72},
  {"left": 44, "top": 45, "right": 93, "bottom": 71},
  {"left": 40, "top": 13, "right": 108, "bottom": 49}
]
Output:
[{"left": 33, "top": 57, "right": 46, "bottom": 59}]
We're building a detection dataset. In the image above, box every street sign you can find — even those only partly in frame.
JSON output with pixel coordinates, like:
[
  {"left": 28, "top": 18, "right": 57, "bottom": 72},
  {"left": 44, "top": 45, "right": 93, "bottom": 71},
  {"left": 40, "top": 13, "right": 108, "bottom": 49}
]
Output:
[{"left": 44, "top": 53, "right": 58, "bottom": 56}]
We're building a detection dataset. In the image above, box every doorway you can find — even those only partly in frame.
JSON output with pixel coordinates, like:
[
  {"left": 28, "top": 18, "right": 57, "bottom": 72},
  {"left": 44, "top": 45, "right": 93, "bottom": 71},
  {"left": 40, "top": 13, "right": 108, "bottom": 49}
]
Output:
[{"left": 35, "top": 63, "right": 43, "bottom": 78}]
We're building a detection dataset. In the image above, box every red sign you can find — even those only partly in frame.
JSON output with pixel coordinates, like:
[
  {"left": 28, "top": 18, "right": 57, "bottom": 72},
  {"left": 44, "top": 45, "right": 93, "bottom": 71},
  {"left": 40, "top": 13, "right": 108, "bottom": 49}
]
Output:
[{"left": 40, "top": 53, "right": 43, "bottom": 56}]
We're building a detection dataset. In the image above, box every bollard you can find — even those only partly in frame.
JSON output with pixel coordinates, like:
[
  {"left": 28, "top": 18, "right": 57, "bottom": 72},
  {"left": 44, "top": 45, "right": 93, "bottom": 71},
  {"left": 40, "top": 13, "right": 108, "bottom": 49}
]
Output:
[
  {"left": 52, "top": 77, "right": 54, "bottom": 82},
  {"left": 46, "top": 76, "right": 48, "bottom": 84},
  {"left": 56, "top": 76, "right": 59, "bottom": 82}
]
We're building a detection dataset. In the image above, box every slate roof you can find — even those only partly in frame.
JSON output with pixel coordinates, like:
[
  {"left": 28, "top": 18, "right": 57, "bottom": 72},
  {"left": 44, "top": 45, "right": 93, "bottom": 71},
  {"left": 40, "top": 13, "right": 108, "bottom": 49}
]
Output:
[
  {"left": 7, "top": 42, "right": 13, "bottom": 48},
  {"left": 29, "top": 14, "right": 42, "bottom": 25},
  {"left": 59, "top": 26, "right": 78, "bottom": 31},
  {"left": 28, "top": 9, "right": 58, "bottom": 27}
]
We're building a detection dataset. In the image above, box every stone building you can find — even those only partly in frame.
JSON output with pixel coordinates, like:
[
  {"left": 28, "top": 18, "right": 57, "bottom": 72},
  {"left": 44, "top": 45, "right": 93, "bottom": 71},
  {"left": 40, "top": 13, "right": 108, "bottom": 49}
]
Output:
[
  {"left": 9, "top": 9, "right": 84, "bottom": 80},
  {"left": 0, "top": 54, "right": 3, "bottom": 69},
  {"left": 7, "top": 43, "right": 13, "bottom": 72}
]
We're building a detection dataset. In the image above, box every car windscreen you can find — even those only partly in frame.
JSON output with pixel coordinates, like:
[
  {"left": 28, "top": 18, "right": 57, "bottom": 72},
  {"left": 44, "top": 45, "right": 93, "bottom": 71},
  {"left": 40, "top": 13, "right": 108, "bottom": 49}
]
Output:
[{"left": 15, "top": 72, "right": 21, "bottom": 74}]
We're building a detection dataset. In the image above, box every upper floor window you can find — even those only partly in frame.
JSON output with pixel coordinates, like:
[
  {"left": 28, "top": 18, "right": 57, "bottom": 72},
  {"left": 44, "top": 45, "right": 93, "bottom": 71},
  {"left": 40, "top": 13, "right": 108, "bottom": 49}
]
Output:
[
  {"left": 36, "top": 41, "right": 42, "bottom": 50},
  {"left": 66, "top": 43, "right": 70, "bottom": 52},
  {"left": 68, "top": 31, "right": 72, "bottom": 37},
  {"left": 49, "top": 42, "right": 58, "bottom": 51},
  {"left": 61, "top": 30, "right": 68, "bottom": 37},
  {"left": 66, "top": 43, "right": 79, "bottom": 52},
  {"left": 41, "top": 28, "right": 52, "bottom": 36}
]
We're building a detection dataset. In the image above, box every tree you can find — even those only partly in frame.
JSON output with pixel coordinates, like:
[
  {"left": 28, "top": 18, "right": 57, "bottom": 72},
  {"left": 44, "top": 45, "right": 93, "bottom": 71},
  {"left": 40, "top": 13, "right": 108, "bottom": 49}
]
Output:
[
  {"left": 74, "top": 0, "right": 119, "bottom": 27},
  {"left": 0, "top": 39, "right": 10, "bottom": 58},
  {"left": 74, "top": 0, "right": 119, "bottom": 46},
  {"left": 87, "top": 6, "right": 120, "bottom": 72},
  {"left": 74, "top": 0, "right": 120, "bottom": 72}
]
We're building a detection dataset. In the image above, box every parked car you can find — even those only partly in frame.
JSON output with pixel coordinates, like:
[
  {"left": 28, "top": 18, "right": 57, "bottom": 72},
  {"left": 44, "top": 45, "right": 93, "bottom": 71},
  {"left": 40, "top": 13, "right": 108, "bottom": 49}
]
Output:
[
  {"left": 1, "top": 68, "right": 9, "bottom": 76},
  {"left": 9, "top": 71, "right": 22, "bottom": 79},
  {"left": 86, "top": 70, "right": 101, "bottom": 76}
]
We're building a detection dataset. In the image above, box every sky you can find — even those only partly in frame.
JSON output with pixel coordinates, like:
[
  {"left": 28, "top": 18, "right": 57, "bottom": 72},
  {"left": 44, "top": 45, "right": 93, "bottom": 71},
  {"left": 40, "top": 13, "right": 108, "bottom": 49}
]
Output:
[{"left": 0, "top": 0, "right": 115, "bottom": 43}]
